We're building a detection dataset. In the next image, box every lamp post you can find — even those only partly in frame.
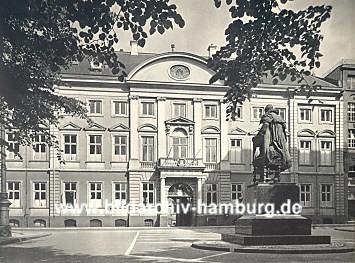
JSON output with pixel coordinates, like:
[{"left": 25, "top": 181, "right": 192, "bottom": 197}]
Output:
[{"left": 0, "top": 121, "right": 11, "bottom": 236}]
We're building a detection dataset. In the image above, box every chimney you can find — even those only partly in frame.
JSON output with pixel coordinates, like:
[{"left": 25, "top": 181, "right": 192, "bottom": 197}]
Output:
[
  {"left": 208, "top": 43, "right": 217, "bottom": 58},
  {"left": 130, "top": 40, "right": 138, "bottom": 55}
]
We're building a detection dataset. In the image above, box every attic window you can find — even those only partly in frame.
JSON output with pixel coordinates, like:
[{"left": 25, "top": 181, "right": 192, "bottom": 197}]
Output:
[{"left": 90, "top": 61, "right": 103, "bottom": 71}]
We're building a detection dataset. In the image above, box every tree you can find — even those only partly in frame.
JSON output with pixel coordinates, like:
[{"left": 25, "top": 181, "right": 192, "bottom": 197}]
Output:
[
  {"left": 209, "top": 0, "right": 332, "bottom": 119},
  {"left": 0, "top": 0, "right": 185, "bottom": 158}
]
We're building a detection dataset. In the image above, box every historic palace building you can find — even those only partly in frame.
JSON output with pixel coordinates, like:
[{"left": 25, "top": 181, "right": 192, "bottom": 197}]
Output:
[
  {"left": 6, "top": 43, "right": 347, "bottom": 227},
  {"left": 324, "top": 60, "right": 355, "bottom": 221}
]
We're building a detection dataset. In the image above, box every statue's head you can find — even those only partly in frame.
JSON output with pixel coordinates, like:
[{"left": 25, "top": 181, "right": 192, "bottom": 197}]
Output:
[{"left": 265, "top": 104, "right": 273, "bottom": 113}]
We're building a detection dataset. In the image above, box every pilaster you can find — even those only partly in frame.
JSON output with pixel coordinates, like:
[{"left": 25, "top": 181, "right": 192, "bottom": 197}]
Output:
[
  {"left": 129, "top": 95, "right": 139, "bottom": 170},
  {"left": 193, "top": 98, "right": 203, "bottom": 159}
]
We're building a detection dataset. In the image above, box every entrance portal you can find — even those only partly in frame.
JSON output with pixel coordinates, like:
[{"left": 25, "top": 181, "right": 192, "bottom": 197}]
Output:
[{"left": 168, "top": 183, "right": 193, "bottom": 226}]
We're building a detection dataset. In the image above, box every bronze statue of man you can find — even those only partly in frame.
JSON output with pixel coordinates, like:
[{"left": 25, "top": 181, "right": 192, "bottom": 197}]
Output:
[{"left": 253, "top": 104, "right": 291, "bottom": 182}]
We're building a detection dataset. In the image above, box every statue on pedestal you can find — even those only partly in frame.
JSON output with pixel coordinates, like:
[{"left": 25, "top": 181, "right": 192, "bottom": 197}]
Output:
[{"left": 252, "top": 104, "right": 291, "bottom": 183}]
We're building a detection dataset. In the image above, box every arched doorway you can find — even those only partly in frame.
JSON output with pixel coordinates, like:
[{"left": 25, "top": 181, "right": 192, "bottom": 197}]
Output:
[{"left": 168, "top": 183, "right": 193, "bottom": 226}]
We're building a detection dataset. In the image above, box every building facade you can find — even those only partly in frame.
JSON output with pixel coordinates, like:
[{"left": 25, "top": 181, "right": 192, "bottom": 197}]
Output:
[
  {"left": 6, "top": 46, "right": 347, "bottom": 227},
  {"left": 324, "top": 60, "right": 355, "bottom": 221}
]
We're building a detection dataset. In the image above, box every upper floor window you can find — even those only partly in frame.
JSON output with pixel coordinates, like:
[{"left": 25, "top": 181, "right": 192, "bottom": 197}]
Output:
[
  {"left": 63, "top": 182, "right": 77, "bottom": 206},
  {"left": 230, "top": 139, "right": 242, "bottom": 164},
  {"left": 113, "top": 101, "right": 127, "bottom": 116},
  {"left": 33, "top": 135, "right": 47, "bottom": 160},
  {"left": 320, "top": 141, "right": 332, "bottom": 165},
  {"left": 231, "top": 184, "right": 243, "bottom": 202},
  {"left": 300, "top": 184, "right": 312, "bottom": 207},
  {"left": 348, "top": 130, "right": 355, "bottom": 148},
  {"left": 142, "top": 136, "right": 154, "bottom": 162},
  {"left": 6, "top": 133, "right": 19, "bottom": 160},
  {"left": 142, "top": 102, "right": 155, "bottom": 117},
  {"left": 7, "top": 182, "right": 20, "bottom": 207},
  {"left": 33, "top": 182, "right": 47, "bottom": 207},
  {"left": 113, "top": 135, "right": 127, "bottom": 162},
  {"left": 89, "top": 100, "right": 102, "bottom": 115},
  {"left": 206, "top": 183, "right": 218, "bottom": 205},
  {"left": 348, "top": 103, "right": 355, "bottom": 122},
  {"left": 299, "top": 108, "right": 312, "bottom": 122},
  {"left": 299, "top": 140, "right": 312, "bottom": 165},
  {"left": 321, "top": 184, "right": 333, "bottom": 207},
  {"left": 252, "top": 107, "right": 263, "bottom": 121},
  {"left": 63, "top": 134, "right": 77, "bottom": 161},
  {"left": 235, "top": 106, "right": 243, "bottom": 120},
  {"left": 347, "top": 75, "right": 355, "bottom": 89},
  {"left": 205, "top": 138, "right": 217, "bottom": 163},
  {"left": 275, "top": 108, "right": 286, "bottom": 122},
  {"left": 142, "top": 183, "right": 154, "bottom": 205},
  {"left": 204, "top": 105, "right": 217, "bottom": 119},
  {"left": 320, "top": 109, "right": 333, "bottom": 123},
  {"left": 173, "top": 103, "right": 186, "bottom": 117},
  {"left": 88, "top": 135, "right": 102, "bottom": 161}
]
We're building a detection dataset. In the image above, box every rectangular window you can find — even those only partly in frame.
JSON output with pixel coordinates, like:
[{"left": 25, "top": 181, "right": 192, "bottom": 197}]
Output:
[
  {"left": 252, "top": 107, "right": 264, "bottom": 121},
  {"left": 300, "top": 108, "right": 312, "bottom": 122},
  {"left": 347, "top": 75, "right": 355, "bottom": 89},
  {"left": 348, "top": 103, "right": 355, "bottom": 122},
  {"left": 172, "top": 137, "right": 188, "bottom": 159},
  {"left": 173, "top": 103, "right": 187, "bottom": 117},
  {"left": 299, "top": 141, "right": 311, "bottom": 165},
  {"left": 231, "top": 184, "right": 243, "bottom": 202},
  {"left": 113, "top": 136, "right": 127, "bottom": 162},
  {"left": 320, "top": 141, "right": 332, "bottom": 165},
  {"left": 89, "top": 100, "right": 102, "bottom": 114},
  {"left": 89, "top": 182, "right": 102, "bottom": 208},
  {"left": 33, "top": 182, "right": 47, "bottom": 207},
  {"left": 63, "top": 135, "right": 77, "bottom": 161},
  {"left": 114, "top": 183, "right": 127, "bottom": 207},
  {"left": 320, "top": 109, "right": 333, "bottom": 123},
  {"left": 206, "top": 183, "right": 217, "bottom": 205},
  {"left": 89, "top": 135, "right": 102, "bottom": 161},
  {"left": 230, "top": 139, "right": 242, "bottom": 164},
  {"left": 7, "top": 182, "right": 20, "bottom": 207},
  {"left": 321, "top": 184, "right": 333, "bottom": 207},
  {"left": 300, "top": 184, "right": 312, "bottom": 207},
  {"left": 142, "top": 183, "right": 154, "bottom": 205},
  {"left": 33, "top": 135, "right": 46, "bottom": 160},
  {"left": 204, "top": 105, "right": 217, "bottom": 118},
  {"left": 235, "top": 106, "right": 243, "bottom": 120},
  {"left": 142, "top": 136, "right": 154, "bottom": 162},
  {"left": 276, "top": 108, "right": 286, "bottom": 122},
  {"left": 205, "top": 138, "right": 217, "bottom": 163},
  {"left": 63, "top": 182, "right": 77, "bottom": 206},
  {"left": 348, "top": 130, "right": 355, "bottom": 148},
  {"left": 6, "top": 133, "right": 19, "bottom": 160},
  {"left": 142, "top": 102, "right": 155, "bottom": 116},
  {"left": 113, "top": 101, "right": 127, "bottom": 115}
]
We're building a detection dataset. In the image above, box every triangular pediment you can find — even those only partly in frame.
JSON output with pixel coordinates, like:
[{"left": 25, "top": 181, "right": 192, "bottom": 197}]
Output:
[
  {"left": 84, "top": 122, "right": 106, "bottom": 131},
  {"left": 165, "top": 116, "right": 195, "bottom": 126},
  {"left": 59, "top": 122, "right": 82, "bottom": 131},
  {"left": 109, "top": 123, "right": 129, "bottom": 132},
  {"left": 229, "top": 127, "right": 247, "bottom": 135}
]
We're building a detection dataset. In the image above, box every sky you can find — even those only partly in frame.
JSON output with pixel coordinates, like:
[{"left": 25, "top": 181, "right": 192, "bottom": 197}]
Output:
[{"left": 116, "top": 0, "right": 355, "bottom": 77}]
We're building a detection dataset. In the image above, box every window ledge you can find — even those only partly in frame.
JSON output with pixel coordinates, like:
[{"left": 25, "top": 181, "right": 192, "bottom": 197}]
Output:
[
  {"left": 110, "top": 161, "right": 128, "bottom": 163},
  {"left": 6, "top": 159, "right": 23, "bottom": 162},
  {"left": 85, "top": 161, "right": 105, "bottom": 163},
  {"left": 29, "top": 160, "right": 48, "bottom": 162}
]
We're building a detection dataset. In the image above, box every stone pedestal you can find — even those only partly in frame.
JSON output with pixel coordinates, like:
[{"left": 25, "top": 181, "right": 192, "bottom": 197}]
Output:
[
  {"left": 0, "top": 193, "right": 11, "bottom": 237},
  {"left": 222, "top": 183, "right": 330, "bottom": 246}
]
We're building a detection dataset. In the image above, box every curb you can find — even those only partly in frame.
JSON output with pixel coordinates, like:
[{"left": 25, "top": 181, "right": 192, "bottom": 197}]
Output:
[
  {"left": 0, "top": 233, "right": 51, "bottom": 246},
  {"left": 334, "top": 227, "right": 354, "bottom": 232},
  {"left": 191, "top": 241, "right": 355, "bottom": 254}
]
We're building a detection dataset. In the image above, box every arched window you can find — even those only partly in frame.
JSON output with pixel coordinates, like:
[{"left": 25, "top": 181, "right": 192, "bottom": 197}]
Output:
[
  {"left": 9, "top": 219, "right": 20, "bottom": 227},
  {"left": 64, "top": 219, "right": 77, "bottom": 227},
  {"left": 144, "top": 219, "right": 154, "bottom": 227},
  {"left": 171, "top": 129, "right": 188, "bottom": 159},
  {"left": 90, "top": 219, "right": 102, "bottom": 227},
  {"left": 115, "top": 219, "right": 127, "bottom": 227},
  {"left": 34, "top": 219, "right": 46, "bottom": 227}
]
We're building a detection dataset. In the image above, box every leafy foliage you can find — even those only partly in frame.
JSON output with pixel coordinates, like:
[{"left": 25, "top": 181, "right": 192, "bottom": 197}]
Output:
[
  {"left": 209, "top": 0, "right": 332, "bottom": 120},
  {"left": 0, "top": 0, "right": 184, "bottom": 158}
]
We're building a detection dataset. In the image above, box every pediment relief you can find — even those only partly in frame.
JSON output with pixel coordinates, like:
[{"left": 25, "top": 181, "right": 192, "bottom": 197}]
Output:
[
  {"left": 165, "top": 117, "right": 194, "bottom": 135},
  {"left": 201, "top": 126, "right": 220, "bottom": 134},
  {"left": 317, "top": 129, "right": 335, "bottom": 137},
  {"left": 298, "top": 129, "right": 315, "bottom": 137},
  {"left": 84, "top": 122, "right": 106, "bottom": 131},
  {"left": 59, "top": 122, "right": 82, "bottom": 131},
  {"left": 109, "top": 123, "right": 130, "bottom": 132},
  {"left": 229, "top": 127, "right": 247, "bottom": 135},
  {"left": 165, "top": 116, "right": 195, "bottom": 126}
]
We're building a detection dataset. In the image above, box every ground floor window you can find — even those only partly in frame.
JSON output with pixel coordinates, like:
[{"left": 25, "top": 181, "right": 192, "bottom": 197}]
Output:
[
  {"left": 300, "top": 184, "right": 312, "bottom": 207},
  {"left": 206, "top": 183, "right": 218, "bottom": 205},
  {"left": 321, "top": 184, "right": 333, "bottom": 207},
  {"left": 231, "top": 184, "right": 243, "bottom": 202},
  {"left": 142, "top": 183, "right": 154, "bottom": 205}
]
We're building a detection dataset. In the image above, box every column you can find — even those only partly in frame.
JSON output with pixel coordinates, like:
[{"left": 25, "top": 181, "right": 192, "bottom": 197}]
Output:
[
  {"left": 197, "top": 177, "right": 202, "bottom": 205},
  {"left": 193, "top": 99, "right": 203, "bottom": 159},
  {"left": 157, "top": 97, "right": 167, "bottom": 159},
  {"left": 160, "top": 177, "right": 166, "bottom": 210},
  {"left": 220, "top": 99, "right": 229, "bottom": 170}
]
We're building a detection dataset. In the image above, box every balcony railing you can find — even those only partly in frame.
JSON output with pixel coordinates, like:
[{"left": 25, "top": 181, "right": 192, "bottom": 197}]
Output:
[
  {"left": 140, "top": 161, "right": 155, "bottom": 169},
  {"left": 204, "top": 162, "right": 220, "bottom": 170},
  {"left": 158, "top": 158, "right": 204, "bottom": 168}
]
